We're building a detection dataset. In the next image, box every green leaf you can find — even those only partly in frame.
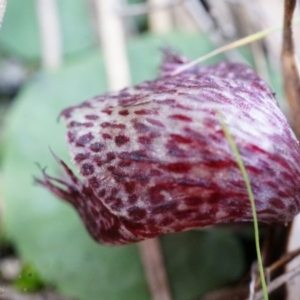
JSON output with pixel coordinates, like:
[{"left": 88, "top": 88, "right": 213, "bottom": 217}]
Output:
[
  {"left": 162, "top": 230, "right": 244, "bottom": 300},
  {"left": 0, "top": 0, "right": 95, "bottom": 62},
  {"left": 2, "top": 33, "right": 243, "bottom": 300},
  {"left": 128, "top": 32, "right": 225, "bottom": 83}
]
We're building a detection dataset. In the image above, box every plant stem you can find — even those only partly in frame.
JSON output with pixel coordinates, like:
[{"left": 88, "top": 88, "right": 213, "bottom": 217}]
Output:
[
  {"left": 216, "top": 110, "right": 269, "bottom": 300},
  {"left": 138, "top": 238, "right": 172, "bottom": 300},
  {"left": 171, "top": 16, "right": 300, "bottom": 76}
]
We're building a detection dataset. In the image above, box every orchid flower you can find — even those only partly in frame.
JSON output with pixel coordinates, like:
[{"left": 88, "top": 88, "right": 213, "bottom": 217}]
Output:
[{"left": 36, "top": 51, "right": 300, "bottom": 245}]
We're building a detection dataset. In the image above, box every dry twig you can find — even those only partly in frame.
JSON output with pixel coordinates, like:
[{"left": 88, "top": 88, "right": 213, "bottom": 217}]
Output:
[
  {"left": 282, "top": 2, "right": 300, "bottom": 297},
  {"left": 282, "top": 0, "right": 300, "bottom": 139},
  {"left": 253, "top": 263, "right": 300, "bottom": 300},
  {"left": 254, "top": 247, "right": 300, "bottom": 290},
  {"left": 138, "top": 239, "right": 172, "bottom": 300}
]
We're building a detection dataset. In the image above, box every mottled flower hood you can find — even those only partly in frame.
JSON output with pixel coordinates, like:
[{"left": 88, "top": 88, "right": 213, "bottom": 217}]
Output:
[{"left": 37, "top": 52, "right": 300, "bottom": 245}]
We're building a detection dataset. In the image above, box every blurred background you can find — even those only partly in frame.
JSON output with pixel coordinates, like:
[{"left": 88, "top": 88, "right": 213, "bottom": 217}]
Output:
[{"left": 0, "top": 0, "right": 298, "bottom": 299}]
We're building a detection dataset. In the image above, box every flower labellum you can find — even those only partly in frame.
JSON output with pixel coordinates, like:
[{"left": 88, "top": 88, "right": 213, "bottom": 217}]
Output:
[{"left": 37, "top": 52, "right": 300, "bottom": 245}]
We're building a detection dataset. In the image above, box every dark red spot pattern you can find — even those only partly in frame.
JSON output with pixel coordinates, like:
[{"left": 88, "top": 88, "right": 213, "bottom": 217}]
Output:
[
  {"left": 76, "top": 133, "right": 94, "bottom": 147},
  {"left": 74, "top": 153, "right": 89, "bottom": 163},
  {"left": 119, "top": 110, "right": 129, "bottom": 116},
  {"left": 85, "top": 114, "right": 99, "bottom": 120},
  {"left": 127, "top": 206, "right": 147, "bottom": 221},
  {"left": 81, "top": 163, "right": 94, "bottom": 176},
  {"left": 90, "top": 142, "right": 103, "bottom": 152},
  {"left": 115, "top": 135, "right": 130, "bottom": 146},
  {"left": 169, "top": 114, "right": 192, "bottom": 122},
  {"left": 37, "top": 51, "right": 300, "bottom": 246}
]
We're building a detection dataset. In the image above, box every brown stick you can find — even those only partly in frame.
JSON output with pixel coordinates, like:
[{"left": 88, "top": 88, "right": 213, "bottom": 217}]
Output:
[
  {"left": 204, "top": 247, "right": 300, "bottom": 300},
  {"left": 282, "top": 1, "right": 300, "bottom": 298},
  {"left": 266, "top": 247, "right": 300, "bottom": 276},
  {"left": 253, "top": 263, "right": 300, "bottom": 300},
  {"left": 138, "top": 238, "right": 172, "bottom": 300},
  {"left": 282, "top": 0, "right": 300, "bottom": 139},
  {"left": 255, "top": 247, "right": 300, "bottom": 290}
]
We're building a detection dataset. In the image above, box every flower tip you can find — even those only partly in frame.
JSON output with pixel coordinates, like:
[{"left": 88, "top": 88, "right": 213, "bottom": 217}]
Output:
[{"left": 160, "top": 49, "right": 190, "bottom": 77}]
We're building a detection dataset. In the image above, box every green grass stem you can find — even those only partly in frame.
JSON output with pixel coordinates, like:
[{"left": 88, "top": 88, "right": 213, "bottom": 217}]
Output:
[
  {"left": 216, "top": 109, "right": 269, "bottom": 300},
  {"left": 171, "top": 16, "right": 300, "bottom": 76}
]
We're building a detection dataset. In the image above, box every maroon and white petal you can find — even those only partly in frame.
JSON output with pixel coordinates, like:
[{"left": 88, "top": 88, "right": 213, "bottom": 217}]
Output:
[{"left": 38, "top": 53, "right": 300, "bottom": 245}]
